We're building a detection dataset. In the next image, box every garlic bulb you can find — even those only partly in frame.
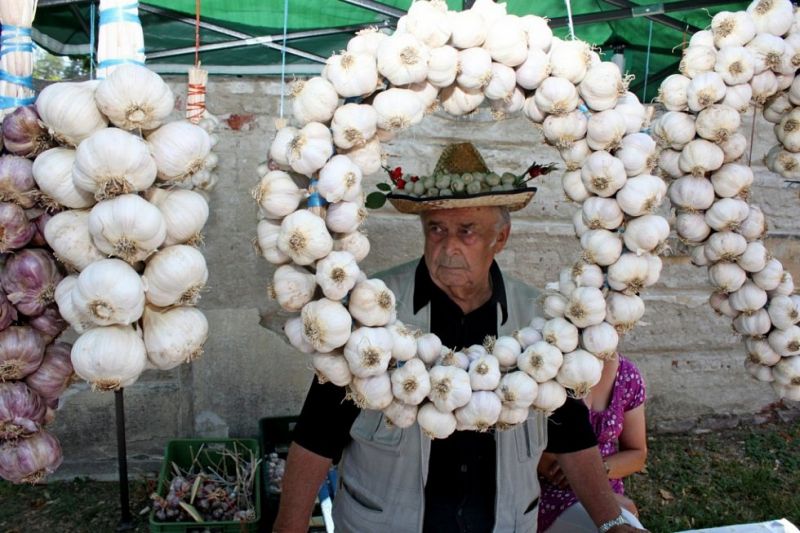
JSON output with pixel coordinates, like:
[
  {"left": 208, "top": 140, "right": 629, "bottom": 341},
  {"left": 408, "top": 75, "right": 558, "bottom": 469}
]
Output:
[
  {"left": 71, "top": 259, "right": 144, "bottom": 326},
  {"left": 769, "top": 327, "right": 800, "bottom": 357},
  {"left": 605, "top": 292, "right": 645, "bottom": 333},
  {"left": 580, "top": 229, "right": 622, "bottom": 266},
  {"left": 492, "top": 336, "right": 522, "bottom": 368},
  {"left": 404, "top": 0, "right": 451, "bottom": 47},
  {"left": 687, "top": 72, "right": 727, "bottom": 112},
  {"left": 278, "top": 210, "right": 333, "bottom": 266},
  {"left": 680, "top": 45, "right": 717, "bottom": 79},
  {"left": 653, "top": 111, "right": 696, "bottom": 150},
  {"left": 389, "top": 358, "right": 430, "bottom": 405},
  {"left": 704, "top": 231, "right": 747, "bottom": 263},
  {"left": 496, "top": 371, "right": 538, "bottom": 410},
  {"left": 695, "top": 104, "right": 742, "bottom": 143},
  {"left": 95, "top": 64, "right": 174, "bottom": 131},
  {"left": 573, "top": 208, "right": 590, "bottom": 238},
  {"left": 658, "top": 149, "right": 683, "bottom": 179},
  {"left": 35, "top": 80, "right": 107, "bottom": 146},
  {"left": 657, "top": 74, "right": 691, "bottom": 111},
  {"left": 562, "top": 170, "right": 590, "bottom": 203},
  {"left": 469, "top": 354, "right": 501, "bottom": 391},
  {"left": 147, "top": 121, "right": 212, "bottom": 183},
  {"left": 291, "top": 77, "right": 339, "bottom": 125},
  {"left": 386, "top": 321, "right": 417, "bottom": 362},
  {"left": 776, "top": 108, "right": 800, "bottom": 151},
  {"left": 582, "top": 197, "right": 623, "bottom": 230},
  {"left": 349, "top": 278, "right": 395, "bottom": 327},
  {"left": 256, "top": 218, "right": 290, "bottom": 265},
  {"left": 88, "top": 194, "right": 166, "bottom": 263},
  {"left": 581, "top": 322, "right": 619, "bottom": 360},
  {"left": 705, "top": 197, "right": 750, "bottom": 232},
  {"left": 580, "top": 151, "right": 626, "bottom": 197},
  {"left": 286, "top": 122, "right": 334, "bottom": 177},
  {"left": 750, "top": 70, "right": 780, "bottom": 104},
  {"left": 608, "top": 253, "right": 650, "bottom": 294},
  {"left": 323, "top": 52, "right": 378, "bottom": 98},
  {"left": 679, "top": 139, "right": 725, "bottom": 176},
  {"left": 483, "top": 15, "right": 528, "bottom": 67},
  {"left": 449, "top": 9, "right": 486, "bottom": 48},
  {"left": 523, "top": 95, "right": 547, "bottom": 124},
  {"left": 44, "top": 210, "right": 105, "bottom": 271},
  {"left": 518, "top": 340, "right": 563, "bottom": 383},
  {"left": 143, "top": 305, "right": 208, "bottom": 370},
  {"left": 549, "top": 38, "right": 591, "bottom": 84},
  {"left": 32, "top": 148, "right": 95, "bottom": 209},
  {"left": 71, "top": 325, "right": 147, "bottom": 391},
  {"left": 54, "top": 276, "right": 89, "bottom": 333},
  {"left": 738, "top": 205, "right": 767, "bottom": 241},
  {"left": 711, "top": 164, "right": 753, "bottom": 198},
  {"left": 142, "top": 245, "right": 208, "bottom": 307},
  {"left": 373, "top": 88, "right": 424, "bottom": 131},
  {"left": 333, "top": 231, "right": 370, "bottom": 263},
  {"left": 312, "top": 353, "right": 352, "bottom": 387},
  {"left": 428, "top": 365, "right": 472, "bottom": 412},
  {"left": 544, "top": 293, "right": 567, "bottom": 318},
  {"left": 616, "top": 174, "right": 667, "bottom": 217},
  {"left": 721, "top": 83, "right": 753, "bottom": 113},
  {"left": 513, "top": 326, "right": 543, "bottom": 349},
  {"left": 427, "top": 45, "right": 459, "bottom": 88},
  {"left": 314, "top": 251, "right": 358, "bottom": 301},
  {"left": 456, "top": 47, "right": 493, "bottom": 89},
  {"left": 709, "top": 290, "right": 738, "bottom": 317},
  {"left": 753, "top": 258, "right": 785, "bottom": 291},
  {"left": 768, "top": 295, "right": 800, "bottom": 330},
  {"left": 615, "top": 92, "right": 647, "bottom": 134},
  {"left": 747, "top": 0, "right": 794, "bottom": 36},
  {"left": 377, "top": 33, "right": 429, "bottom": 86},
  {"left": 737, "top": 241, "right": 769, "bottom": 272},
  {"left": 349, "top": 373, "right": 393, "bottom": 410},
  {"left": 535, "top": 77, "right": 579, "bottom": 115},
  {"left": 542, "top": 317, "right": 579, "bottom": 353},
  {"left": 714, "top": 46, "right": 756, "bottom": 85},
  {"left": 763, "top": 92, "right": 793, "bottom": 123},
  {"left": 532, "top": 379, "right": 568, "bottom": 414},
  {"left": 331, "top": 104, "right": 377, "bottom": 151},
  {"left": 556, "top": 349, "right": 603, "bottom": 398},
  {"left": 733, "top": 308, "right": 772, "bottom": 336},
  {"left": 484, "top": 63, "right": 517, "bottom": 101},
  {"left": 438, "top": 348, "right": 469, "bottom": 369},
  {"left": 719, "top": 132, "right": 748, "bottom": 164},
  {"left": 616, "top": 133, "right": 658, "bottom": 177},
  {"left": 147, "top": 188, "right": 209, "bottom": 246},
  {"left": 728, "top": 280, "right": 768, "bottom": 314},
  {"left": 326, "top": 201, "right": 367, "bottom": 234},
  {"left": 669, "top": 175, "right": 716, "bottom": 211},
  {"left": 770, "top": 272, "right": 795, "bottom": 297},
  {"left": 622, "top": 214, "right": 670, "bottom": 255},
  {"left": 515, "top": 48, "right": 550, "bottom": 90},
  {"left": 285, "top": 316, "right": 315, "bottom": 354},
  {"left": 690, "top": 30, "right": 715, "bottom": 48},
  {"left": 676, "top": 212, "right": 712, "bottom": 243},
  {"left": 418, "top": 333, "right": 444, "bottom": 365},
  {"left": 271, "top": 264, "right": 316, "bottom": 312},
  {"left": 564, "top": 287, "right": 606, "bottom": 328},
  {"left": 342, "top": 136, "right": 383, "bottom": 176},
  {"left": 708, "top": 261, "right": 748, "bottom": 292},
  {"left": 269, "top": 127, "right": 297, "bottom": 168},
  {"left": 455, "top": 391, "right": 502, "bottom": 431},
  {"left": 344, "top": 326, "right": 393, "bottom": 378},
  {"left": 586, "top": 110, "right": 627, "bottom": 151},
  {"left": 440, "top": 84, "right": 485, "bottom": 116},
  {"left": 543, "top": 110, "right": 588, "bottom": 148},
  {"left": 383, "top": 400, "right": 418, "bottom": 429},
  {"left": 571, "top": 262, "right": 604, "bottom": 289},
  {"left": 746, "top": 33, "right": 786, "bottom": 73},
  {"left": 711, "top": 11, "right": 757, "bottom": 48},
  {"left": 746, "top": 337, "right": 781, "bottom": 365},
  {"left": 417, "top": 402, "right": 457, "bottom": 439},
  {"left": 520, "top": 14, "right": 552, "bottom": 52},
  {"left": 579, "top": 62, "right": 624, "bottom": 111},
  {"left": 73, "top": 128, "right": 157, "bottom": 200},
  {"left": 301, "top": 298, "right": 353, "bottom": 353}
]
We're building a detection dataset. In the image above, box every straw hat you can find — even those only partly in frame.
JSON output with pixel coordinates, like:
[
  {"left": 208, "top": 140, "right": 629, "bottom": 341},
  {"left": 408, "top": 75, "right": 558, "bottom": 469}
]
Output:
[{"left": 386, "top": 143, "right": 537, "bottom": 214}]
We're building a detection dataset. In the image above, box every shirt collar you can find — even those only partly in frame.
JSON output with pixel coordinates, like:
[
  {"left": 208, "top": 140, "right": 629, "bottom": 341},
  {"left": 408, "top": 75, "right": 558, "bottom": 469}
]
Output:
[{"left": 413, "top": 258, "right": 508, "bottom": 325}]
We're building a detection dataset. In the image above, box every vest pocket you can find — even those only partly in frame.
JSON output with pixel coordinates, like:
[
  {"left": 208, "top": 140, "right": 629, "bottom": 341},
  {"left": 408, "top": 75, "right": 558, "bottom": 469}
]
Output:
[
  {"left": 350, "top": 410, "right": 403, "bottom": 452},
  {"left": 515, "top": 414, "right": 547, "bottom": 463},
  {"left": 333, "top": 478, "right": 389, "bottom": 529}
]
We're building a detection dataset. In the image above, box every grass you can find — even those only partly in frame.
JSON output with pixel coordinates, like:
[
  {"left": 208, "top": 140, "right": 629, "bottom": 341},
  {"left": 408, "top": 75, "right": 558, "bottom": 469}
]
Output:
[{"left": 0, "top": 419, "right": 798, "bottom": 532}]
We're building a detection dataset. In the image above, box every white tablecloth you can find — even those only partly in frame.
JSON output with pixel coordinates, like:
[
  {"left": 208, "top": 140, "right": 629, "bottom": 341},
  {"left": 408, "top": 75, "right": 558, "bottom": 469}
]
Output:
[{"left": 677, "top": 519, "right": 800, "bottom": 533}]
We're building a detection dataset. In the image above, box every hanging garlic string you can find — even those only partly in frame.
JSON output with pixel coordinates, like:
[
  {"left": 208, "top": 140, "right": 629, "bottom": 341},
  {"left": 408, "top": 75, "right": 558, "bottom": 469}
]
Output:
[
  {"left": 0, "top": 1, "right": 37, "bottom": 119},
  {"left": 96, "top": 0, "right": 146, "bottom": 79}
]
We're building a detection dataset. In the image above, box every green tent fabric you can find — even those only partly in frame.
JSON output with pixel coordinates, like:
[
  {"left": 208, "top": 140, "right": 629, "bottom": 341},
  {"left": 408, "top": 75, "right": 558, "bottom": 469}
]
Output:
[{"left": 31, "top": 0, "right": 749, "bottom": 101}]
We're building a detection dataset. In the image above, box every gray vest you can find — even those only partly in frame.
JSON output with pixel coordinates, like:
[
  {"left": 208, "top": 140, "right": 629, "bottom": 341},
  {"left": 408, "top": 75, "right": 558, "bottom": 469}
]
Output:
[{"left": 332, "top": 260, "right": 548, "bottom": 533}]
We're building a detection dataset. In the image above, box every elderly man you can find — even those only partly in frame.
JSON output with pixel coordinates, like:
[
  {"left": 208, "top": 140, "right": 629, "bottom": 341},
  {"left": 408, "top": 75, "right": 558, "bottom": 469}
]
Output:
[{"left": 274, "top": 145, "right": 647, "bottom": 533}]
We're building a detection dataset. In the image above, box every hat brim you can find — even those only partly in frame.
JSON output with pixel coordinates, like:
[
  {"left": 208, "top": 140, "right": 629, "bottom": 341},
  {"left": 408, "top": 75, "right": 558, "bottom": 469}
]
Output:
[{"left": 387, "top": 187, "right": 537, "bottom": 214}]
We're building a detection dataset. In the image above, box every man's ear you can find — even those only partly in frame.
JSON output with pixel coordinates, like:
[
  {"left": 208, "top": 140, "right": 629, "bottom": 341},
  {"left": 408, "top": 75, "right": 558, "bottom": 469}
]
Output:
[{"left": 493, "top": 223, "right": 511, "bottom": 254}]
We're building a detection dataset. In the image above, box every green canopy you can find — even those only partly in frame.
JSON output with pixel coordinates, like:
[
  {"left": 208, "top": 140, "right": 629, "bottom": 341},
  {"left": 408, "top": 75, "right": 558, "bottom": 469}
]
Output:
[{"left": 31, "top": 0, "right": 748, "bottom": 101}]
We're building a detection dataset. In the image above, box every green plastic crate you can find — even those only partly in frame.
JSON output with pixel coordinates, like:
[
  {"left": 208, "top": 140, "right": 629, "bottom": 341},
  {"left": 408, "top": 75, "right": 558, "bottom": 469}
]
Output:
[{"left": 149, "top": 438, "right": 261, "bottom": 533}]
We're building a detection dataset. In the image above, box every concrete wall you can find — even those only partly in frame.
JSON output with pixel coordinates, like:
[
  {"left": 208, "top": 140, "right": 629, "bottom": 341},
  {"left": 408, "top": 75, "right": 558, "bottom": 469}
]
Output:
[{"left": 50, "top": 77, "right": 800, "bottom": 478}]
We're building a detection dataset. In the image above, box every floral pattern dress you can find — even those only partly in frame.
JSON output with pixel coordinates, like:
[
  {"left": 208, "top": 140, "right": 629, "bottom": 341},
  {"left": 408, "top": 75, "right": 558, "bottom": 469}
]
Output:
[{"left": 537, "top": 355, "right": 646, "bottom": 533}]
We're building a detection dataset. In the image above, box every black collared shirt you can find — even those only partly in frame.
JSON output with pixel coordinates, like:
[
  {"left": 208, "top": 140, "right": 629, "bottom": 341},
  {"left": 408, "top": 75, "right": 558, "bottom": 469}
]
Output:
[{"left": 292, "top": 258, "right": 596, "bottom": 532}]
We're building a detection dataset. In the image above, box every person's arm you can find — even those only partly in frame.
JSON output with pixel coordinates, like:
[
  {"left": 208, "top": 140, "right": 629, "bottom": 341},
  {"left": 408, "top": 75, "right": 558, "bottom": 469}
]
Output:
[
  {"left": 604, "top": 404, "right": 647, "bottom": 480},
  {"left": 273, "top": 443, "right": 332, "bottom": 533},
  {"left": 557, "top": 447, "right": 647, "bottom": 532}
]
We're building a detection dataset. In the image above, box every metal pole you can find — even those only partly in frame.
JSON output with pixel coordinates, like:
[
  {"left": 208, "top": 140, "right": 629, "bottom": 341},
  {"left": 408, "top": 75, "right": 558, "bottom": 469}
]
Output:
[{"left": 115, "top": 388, "right": 134, "bottom": 531}]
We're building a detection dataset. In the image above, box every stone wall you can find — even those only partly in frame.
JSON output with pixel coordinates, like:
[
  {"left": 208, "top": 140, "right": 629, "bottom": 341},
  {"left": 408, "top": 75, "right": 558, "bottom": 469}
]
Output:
[{"left": 50, "top": 77, "right": 800, "bottom": 477}]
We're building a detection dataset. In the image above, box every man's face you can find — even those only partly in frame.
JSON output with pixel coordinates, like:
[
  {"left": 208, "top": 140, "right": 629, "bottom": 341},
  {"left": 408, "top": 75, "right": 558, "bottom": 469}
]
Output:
[{"left": 422, "top": 207, "right": 510, "bottom": 293}]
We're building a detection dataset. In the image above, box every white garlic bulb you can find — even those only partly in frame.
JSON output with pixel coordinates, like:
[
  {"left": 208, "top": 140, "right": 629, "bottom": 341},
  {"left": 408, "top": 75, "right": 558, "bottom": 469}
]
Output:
[
  {"left": 564, "top": 287, "right": 607, "bottom": 328},
  {"left": 349, "top": 278, "right": 396, "bottom": 327},
  {"left": 515, "top": 48, "right": 550, "bottom": 90},
  {"left": 581, "top": 151, "right": 626, "bottom": 197},
  {"left": 615, "top": 92, "right": 647, "bottom": 134},
  {"left": 71, "top": 259, "right": 145, "bottom": 327},
  {"left": 484, "top": 63, "right": 517, "bottom": 101},
  {"left": 562, "top": 170, "right": 590, "bottom": 203},
  {"left": 71, "top": 325, "right": 147, "bottom": 389},
  {"left": 456, "top": 46, "right": 493, "bottom": 89},
  {"left": 490, "top": 336, "right": 521, "bottom": 368},
  {"left": 579, "top": 61, "right": 624, "bottom": 111},
  {"left": 737, "top": 241, "right": 769, "bottom": 273},
  {"left": 44, "top": 209, "right": 105, "bottom": 271},
  {"left": 513, "top": 326, "right": 543, "bottom": 349},
  {"left": 728, "top": 280, "right": 768, "bottom": 315},
  {"left": 770, "top": 272, "right": 795, "bottom": 297},
  {"left": 142, "top": 245, "right": 208, "bottom": 307},
  {"left": 708, "top": 261, "right": 748, "bottom": 293},
  {"left": 679, "top": 139, "right": 725, "bottom": 177},
  {"left": 580, "top": 229, "right": 622, "bottom": 266},
  {"left": 291, "top": 77, "right": 339, "bottom": 126},
  {"left": 607, "top": 253, "right": 650, "bottom": 294},
  {"left": 383, "top": 400, "right": 418, "bottom": 429},
  {"left": 653, "top": 111, "right": 696, "bottom": 150},
  {"left": 615, "top": 174, "right": 667, "bottom": 217},
  {"left": 582, "top": 197, "right": 623, "bottom": 230},
  {"left": 543, "top": 110, "right": 588, "bottom": 149},
  {"left": 676, "top": 212, "right": 712, "bottom": 244},
  {"left": 721, "top": 83, "right": 753, "bottom": 113},
  {"left": 559, "top": 139, "right": 592, "bottom": 171},
  {"left": 496, "top": 371, "right": 538, "bottom": 410},
  {"left": 286, "top": 122, "right": 334, "bottom": 177},
  {"left": 390, "top": 358, "right": 430, "bottom": 406},
  {"left": 616, "top": 133, "right": 658, "bottom": 177},
  {"left": 733, "top": 308, "right": 772, "bottom": 336},
  {"left": 143, "top": 305, "right": 208, "bottom": 370},
  {"left": 278, "top": 210, "right": 333, "bottom": 266},
  {"left": 469, "top": 354, "right": 501, "bottom": 391},
  {"left": 269, "top": 126, "right": 297, "bottom": 168},
  {"left": 711, "top": 164, "right": 753, "bottom": 199},
  {"left": 686, "top": 72, "right": 727, "bottom": 112},
  {"left": 386, "top": 321, "right": 417, "bottom": 362},
  {"left": 542, "top": 317, "right": 579, "bottom": 353},
  {"left": 32, "top": 148, "right": 95, "bottom": 209},
  {"left": 768, "top": 295, "right": 800, "bottom": 330},
  {"left": 405, "top": 0, "right": 451, "bottom": 47},
  {"left": 418, "top": 333, "right": 444, "bottom": 366},
  {"left": 695, "top": 104, "right": 742, "bottom": 143},
  {"left": 333, "top": 231, "right": 370, "bottom": 263},
  {"left": 746, "top": 337, "right": 781, "bottom": 366},
  {"left": 147, "top": 188, "right": 210, "bottom": 247},
  {"left": 373, "top": 88, "right": 424, "bottom": 132},
  {"left": 769, "top": 327, "right": 800, "bottom": 357},
  {"left": 483, "top": 15, "right": 528, "bottom": 67},
  {"left": 714, "top": 46, "right": 756, "bottom": 85},
  {"left": 331, "top": 104, "right": 377, "bottom": 151},
  {"left": 532, "top": 380, "right": 568, "bottom": 414},
  {"left": 315, "top": 251, "right": 360, "bottom": 301},
  {"left": 285, "top": 316, "right": 315, "bottom": 354},
  {"left": 581, "top": 322, "right": 620, "bottom": 360},
  {"left": 54, "top": 276, "right": 90, "bottom": 333},
  {"left": 753, "top": 258, "right": 785, "bottom": 291},
  {"left": 427, "top": 45, "right": 459, "bottom": 88},
  {"left": 669, "top": 175, "right": 716, "bottom": 211},
  {"left": 36, "top": 80, "right": 108, "bottom": 146},
  {"left": 256, "top": 219, "right": 290, "bottom": 265},
  {"left": 417, "top": 402, "right": 457, "bottom": 439},
  {"left": 657, "top": 74, "right": 691, "bottom": 111},
  {"left": 377, "top": 32, "right": 429, "bottom": 86},
  {"left": 326, "top": 201, "right": 367, "bottom": 234},
  {"left": 440, "top": 84, "right": 485, "bottom": 115},
  {"left": 719, "top": 132, "right": 748, "bottom": 164},
  {"left": 147, "top": 120, "right": 212, "bottom": 184},
  {"left": 95, "top": 64, "right": 174, "bottom": 131},
  {"left": 323, "top": 52, "right": 379, "bottom": 98},
  {"left": 709, "top": 290, "right": 738, "bottom": 318},
  {"left": 271, "top": 264, "right": 316, "bottom": 312},
  {"left": 518, "top": 341, "right": 563, "bottom": 383},
  {"left": 428, "top": 365, "right": 472, "bottom": 412},
  {"left": 344, "top": 326, "right": 393, "bottom": 378},
  {"left": 301, "top": 298, "right": 353, "bottom": 353},
  {"left": 557, "top": 349, "right": 603, "bottom": 398},
  {"left": 449, "top": 10, "right": 487, "bottom": 48},
  {"left": 705, "top": 197, "right": 750, "bottom": 232},
  {"left": 763, "top": 92, "right": 793, "bottom": 123},
  {"left": 523, "top": 94, "right": 547, "bottom": 124},
  {"left": 680, "top": 45, "right": 717, "bottom": 79},
  {"left": 88, "top": 194, "right": 166, "bottom": 263},
  {"left": 586, "top": 110, "right": 627, "bottom": 151},
  {"left": 711, "top": 11, "right": 756, "bottom": 48},
  {"left": 657, "top": 149, "right": 683, "bottom": 179},
  {"left": 312, "top": 353, "right": 352, "bottom": 387},
  {"left": 622, "top": 214, "right": 670, "bottom": 255},
  {"left": 605, "top": 292, "right": 646, "bottom": 333},
  {"left": 548, "top": 38, "right": 591, "bottom": 84},
  {"left": 455, "top": 391, "right": 503, "bottom": 431},
  {"left": 544, "top": 293, "right": 567, "bottom": 318},
  {"left": 535, "top": 76, "right": 580, "bottom": 115},
  {"left": 73, "top": 128, "right": 157, "bottom": 200},
  {"left": 738, "top": 205, "right": 767, "bottom": 242},
  {"left": 350, "top": 373, "right": 393, "bottom": 410},
  {"left": 747, "top": 0, "right": 794, "bottom": 36}
]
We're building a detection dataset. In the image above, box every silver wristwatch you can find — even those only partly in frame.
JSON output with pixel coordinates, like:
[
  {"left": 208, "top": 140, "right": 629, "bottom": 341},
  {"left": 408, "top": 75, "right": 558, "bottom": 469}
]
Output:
[{"left": 598, "top": 513, "right": 629, "bottom": 533}]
